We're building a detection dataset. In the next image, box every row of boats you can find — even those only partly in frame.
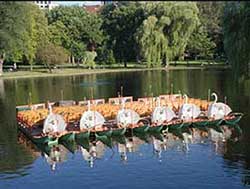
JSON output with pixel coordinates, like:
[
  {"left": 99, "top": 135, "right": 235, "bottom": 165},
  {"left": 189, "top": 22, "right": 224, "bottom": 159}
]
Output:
[{"left": 16, "top": 93, "right": 243, "bottom": 147}]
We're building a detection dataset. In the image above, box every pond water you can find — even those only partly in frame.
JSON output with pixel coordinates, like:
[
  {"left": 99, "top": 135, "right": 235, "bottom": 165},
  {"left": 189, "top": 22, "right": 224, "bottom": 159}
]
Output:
[{"left": 0, "top": 69, "right": 250, "bottom": 189}]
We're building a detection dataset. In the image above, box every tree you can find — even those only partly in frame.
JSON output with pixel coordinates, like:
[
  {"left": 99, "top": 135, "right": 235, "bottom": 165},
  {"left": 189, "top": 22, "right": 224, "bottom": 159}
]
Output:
[
  {"left": 135, "top": 2, "right": 199, "bottom": 67},
  {"left": 223, "top": 2, "right": 250, "bottom": 77},
  {"left": 0, "top": 2, "right": 49, "bottom": 71},
  {"left": 135, "top": 16, "right": 169, "bottom": 67},
  {"left": 83, "top": 51, "right": 97, "bottom": 69},
  {"left": 0, "top": 2, "right": 28, "bottom": 65},
  {"left": 186, "top": 26, "right": 216, "bottom": 60},
  {"left": 100, "top": 3, "right": 146, "bottom": 64},
  {"left": 196, "top": 2, "right": 225, "bottom": 58},
  {"left": 36, "top": 43, "right": 68, "bottom": 73},
  {"left": 47, "top": 6, "right": 104, "bottom": 64},
  {"left": 24, "top": 3, "right": 49, "bottom": 70}
]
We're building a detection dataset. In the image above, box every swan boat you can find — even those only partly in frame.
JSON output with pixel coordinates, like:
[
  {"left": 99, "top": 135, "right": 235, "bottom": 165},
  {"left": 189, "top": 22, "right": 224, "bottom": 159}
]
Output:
[{"left": 16, "top": 93, "right": 243, "bottom": 146}]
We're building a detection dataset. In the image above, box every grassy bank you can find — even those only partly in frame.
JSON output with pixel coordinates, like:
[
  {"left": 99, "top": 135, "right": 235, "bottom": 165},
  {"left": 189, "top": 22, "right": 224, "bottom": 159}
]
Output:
[{"left": 2, "top": 61, "right": 229, "bottom": 80}]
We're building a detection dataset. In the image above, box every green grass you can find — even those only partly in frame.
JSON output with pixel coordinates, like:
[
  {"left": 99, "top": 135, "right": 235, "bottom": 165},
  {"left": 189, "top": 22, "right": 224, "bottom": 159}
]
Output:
[
  {"left": 169, "top": 60, "right": 225, "bottom": 65},
  {"left": 2, "top": 60, "right": 229, "bottom": 80}
]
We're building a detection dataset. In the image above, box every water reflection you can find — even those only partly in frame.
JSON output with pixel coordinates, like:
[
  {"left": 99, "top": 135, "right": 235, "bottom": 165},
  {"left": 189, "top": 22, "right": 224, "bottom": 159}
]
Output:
[
  {"left": 1, "top": 69, "right": 250, "bottom": 188},
  {"left": 17, "top": 125, "right": 242, "bottom": 172}
]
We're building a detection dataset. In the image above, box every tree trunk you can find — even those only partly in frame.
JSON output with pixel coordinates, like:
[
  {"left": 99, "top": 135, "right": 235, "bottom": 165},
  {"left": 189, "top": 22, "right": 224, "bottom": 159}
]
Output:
[
  {"left": 76, "top": 59, "right": 80, "bottom": 68},
  {"left": 68, "top": 56, "right": 71, "bottom": 64},
  {"left": 30, "top": 64, "right": 33, "bottom": 71},
  {"left": 48, "top": 64, "right": 52, "bottom": 73},
  {"left": 72, "top": 55, "right": 75, "bottom": 65},
  {"left": 124, "top": 61, "right": 127, "bottom": 68}
]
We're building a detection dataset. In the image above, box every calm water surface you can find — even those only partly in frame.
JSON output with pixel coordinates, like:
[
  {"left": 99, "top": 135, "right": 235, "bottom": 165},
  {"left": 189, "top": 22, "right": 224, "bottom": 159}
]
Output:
[{"left": 0, "top": 69, "right": 250, "bottom": 189}]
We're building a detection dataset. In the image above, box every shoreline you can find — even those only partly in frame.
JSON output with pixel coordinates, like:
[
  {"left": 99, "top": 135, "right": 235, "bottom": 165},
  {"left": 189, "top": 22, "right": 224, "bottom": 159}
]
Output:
[{"left": 1, "top": 65, "right": 230, "bottom": 80}]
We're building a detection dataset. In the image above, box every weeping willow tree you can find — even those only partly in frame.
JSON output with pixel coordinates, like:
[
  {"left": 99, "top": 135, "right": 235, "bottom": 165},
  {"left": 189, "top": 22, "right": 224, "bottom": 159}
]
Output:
[
  {"left": 135, "top": 16, "right": 170, "bottom": 67},
  {"left": 224, "top": 2, "right": 250, "bottom": 78},
  {"left": 135, "top": 2, "right": 199, "bottom": 67}
]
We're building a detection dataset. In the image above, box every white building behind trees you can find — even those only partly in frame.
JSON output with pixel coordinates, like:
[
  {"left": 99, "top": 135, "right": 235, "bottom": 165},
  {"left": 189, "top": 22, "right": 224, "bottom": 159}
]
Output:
[{"left": 33, "top": 1, "right": 59, "bottom": 10}]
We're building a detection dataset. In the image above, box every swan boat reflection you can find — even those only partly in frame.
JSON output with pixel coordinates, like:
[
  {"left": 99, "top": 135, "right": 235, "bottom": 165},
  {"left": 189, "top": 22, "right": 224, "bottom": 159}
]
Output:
[{"left": 18, "top": 123, "right": 242, "bottom": 171}]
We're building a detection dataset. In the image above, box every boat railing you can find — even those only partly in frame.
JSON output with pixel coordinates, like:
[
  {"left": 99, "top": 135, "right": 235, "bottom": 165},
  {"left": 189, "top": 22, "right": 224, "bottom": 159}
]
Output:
[
  {"left": 108, "top": 96, "right": 133, "bottom": 105},
  {"left": 78, "top": 99, "right": 105, "bottom": 106},
  {"left": 16, "top": 103, "right": 47, "bottom": 112},
  {"left": 54, "top": 100, "right": 76, "bottom": 107},
  {"left": 93, "top": 99, "right": 105, "bottom": 105},
  {"left": 138, "top": 97, "right": 157, "bottom": 103},
  {"left": 159, "top": 94, "right": 182, "bottom": 101}
]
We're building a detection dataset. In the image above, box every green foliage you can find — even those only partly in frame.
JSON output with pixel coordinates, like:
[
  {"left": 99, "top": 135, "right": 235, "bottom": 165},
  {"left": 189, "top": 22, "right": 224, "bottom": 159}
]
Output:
[
  {"left": 47, "top": 6, "right": 104, "bottom": 62},
  {"left": 101, "top": 3, "right": 146, "bottom": 62},
  {"left": 0, "top": 1, "right": 230, "bottom": 71},
  {"left": 36, "top": 43, "right": 68, "bottom": 72},
  {"left": 135, "top": 15, "right": 169, "bottom": 67},
  {"left": 223, "top": 2, "right": 250, "bottom": 76},
  {"left": 96, "top": 47, "right": 116, "bottom": 65},
  {"left": 0, "top": 2, "right": 48, "bottom": 69},
  {"left": 83, "top": 51, "right": 97, "bottom": 68},
  {"left": 186, "top": 26, "right": 216, "bottom": 59},
  {"left": 196, "top": 2, "right": 225, "bottom": 57},
  {"left": 134, "top": 2, "right": 199, "bottom": 67}
]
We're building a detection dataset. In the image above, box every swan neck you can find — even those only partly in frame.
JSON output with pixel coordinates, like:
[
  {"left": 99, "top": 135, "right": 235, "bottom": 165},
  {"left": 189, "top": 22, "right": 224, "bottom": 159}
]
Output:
[
  {"left": 87, "top": 100, "right": 91, "bottom": 111},
  {"left": 157, "top": 97, "right": 161, "bottom": 107},
  {"left": 48, "top": 104, "right": 52, "bottom": 115},
  {"left": 121, "top": 98, "right": 125, "bottom": 110},
  {"left": 212, "top": 93, "right": 218, "bottom": 103},
  {"left": 183, "top": 94, "right": 188, "bottom": 104}
]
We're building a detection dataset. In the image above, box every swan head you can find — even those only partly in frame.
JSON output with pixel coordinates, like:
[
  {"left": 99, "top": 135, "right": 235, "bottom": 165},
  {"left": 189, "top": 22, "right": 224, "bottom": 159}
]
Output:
[{"left": 211, "top": 92, "right": 218, "bottom": 103}]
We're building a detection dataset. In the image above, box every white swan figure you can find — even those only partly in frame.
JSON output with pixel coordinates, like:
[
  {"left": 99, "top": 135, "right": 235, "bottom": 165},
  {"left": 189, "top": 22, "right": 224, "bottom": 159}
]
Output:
[
  {"left": 178, "top": 94, "right": 201, "bottom": 120},
  {"left": 80, "top": 100, "right": 105, "bottom": 130},
  {"left": 43, "top": 104, "right": 67, "bottom": 134},
  {"left": 151, "top": 97, "right": 176, "bottom": 124},
  {"left": 207, "top": 92, "right": 232, "bottom": 119},
  {"left": 116, "top": 98, "right": 140, "bottom": 127}
]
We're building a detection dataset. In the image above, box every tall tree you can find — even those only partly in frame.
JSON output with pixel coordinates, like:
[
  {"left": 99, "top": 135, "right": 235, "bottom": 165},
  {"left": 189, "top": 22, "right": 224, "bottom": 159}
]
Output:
[
  {"left": 36, "top": 42, "right": 68, "bottom": 73},
  {"left": 223, "top": 2, "right": 250, "bottom": 77},
  {"left": 100, "top": 3, "right": 145, "bottom": 64},
  {"left": 135, "top": 2, "right": 199, "bottom": 67},
  {"left": 0, "top": 2, "right": 49, "bottom": 71},
  {"left": 186, "top": 25, "right": 216, "bottom": 60},
  {"left": 196, "top": 2, "right": 225, "bottom": 58},
  {"left": 47, "top": 6, "right": 104, "bottom": 64},
  {"left": 135, "top": 16, "right": 169, "bottom": 67}
]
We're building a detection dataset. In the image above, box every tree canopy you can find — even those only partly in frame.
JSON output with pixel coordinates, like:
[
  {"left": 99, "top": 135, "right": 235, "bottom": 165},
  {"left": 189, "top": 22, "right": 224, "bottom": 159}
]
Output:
[
  {"left": 47, "top": 6, "right": 104, "bottom": 63},
  {"left": 223, "top": 2, "right": 250, "bottom": 76},
  {"left": 0, "top": 1, "right": 247, "bottom": 76},
  {"left": 0, "top": 2, "right": 48, "bottom": 70}
]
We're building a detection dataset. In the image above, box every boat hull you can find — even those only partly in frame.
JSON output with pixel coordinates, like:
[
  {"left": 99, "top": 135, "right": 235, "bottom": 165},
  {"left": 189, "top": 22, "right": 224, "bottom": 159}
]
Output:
[
  {"left": 206, "top": 119, "right": 223, "bottom": 127},
  {"left": 95, "top": 133, "right": 113, "bottom": 148},
  {"left": 18, "top": 125, "right": 58, "bottom": 146},
  {"left": 59, "top": 132, "right": 75, "bottom": 143},
  {"left": 95, "top": 130, "right": 112, "bottom": 137},
  {"left": 148, "top": 125, "right": 163, "bottom": 133},
  {"left": 133, "top": 125, "right": 149, "bottom": 133},
  {"left": 224, "top": 113, "right": 243, "bottom": 125},
  {"left": 75, "top": 131, "right": 90, "bottom": 150},
  {"left": 112, "top": 127, "right": 126, "bottom": 136},
  {"left": 192, "top": 120, "right": 208, "bottom": 127}
]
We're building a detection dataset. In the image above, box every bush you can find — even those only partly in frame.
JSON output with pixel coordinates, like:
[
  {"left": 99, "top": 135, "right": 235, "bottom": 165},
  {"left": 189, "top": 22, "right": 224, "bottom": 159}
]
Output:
[
  {"left": 83, "top": 51, "right": 97, "bottom": 68},
  {"left": 36, "top": 43, "right": 68, "bottom": 72}
]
